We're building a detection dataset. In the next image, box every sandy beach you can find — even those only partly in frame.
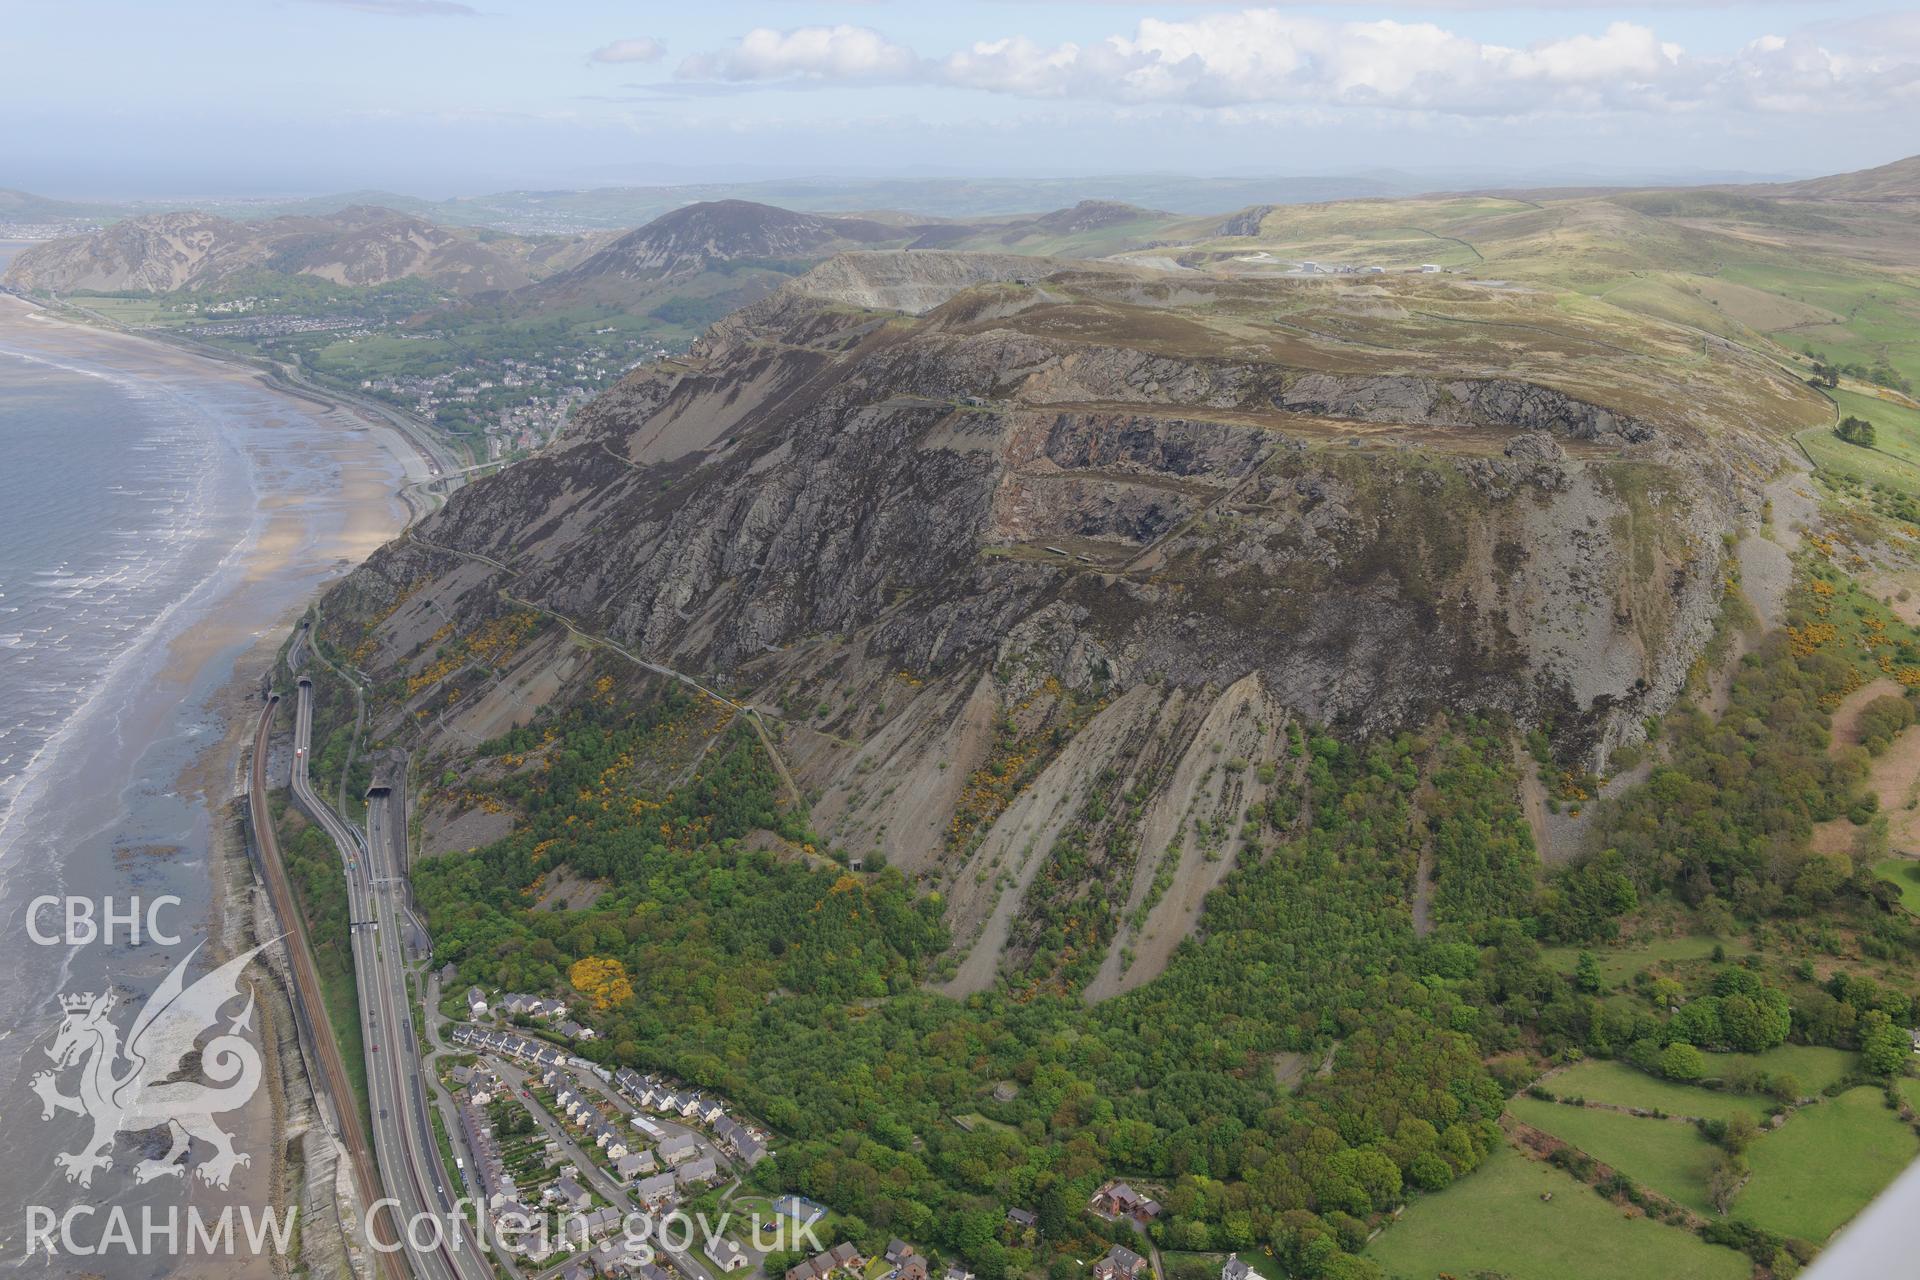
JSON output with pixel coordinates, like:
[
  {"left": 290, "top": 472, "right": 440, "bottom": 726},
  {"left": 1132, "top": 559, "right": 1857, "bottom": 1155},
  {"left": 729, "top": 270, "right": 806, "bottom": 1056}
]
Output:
[{"left": 0, "top": 289, "right": 421, "bottom": 1276}]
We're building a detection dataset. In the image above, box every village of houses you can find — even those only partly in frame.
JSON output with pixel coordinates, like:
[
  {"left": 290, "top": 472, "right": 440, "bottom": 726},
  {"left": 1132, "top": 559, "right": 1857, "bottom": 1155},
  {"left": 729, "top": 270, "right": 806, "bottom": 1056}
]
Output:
[
  {"left": 352, "top": 332, "right": 668, "bottom": 460},
  {"left": 445, "top": 986, "right": 1270, "bottom": 1280}
]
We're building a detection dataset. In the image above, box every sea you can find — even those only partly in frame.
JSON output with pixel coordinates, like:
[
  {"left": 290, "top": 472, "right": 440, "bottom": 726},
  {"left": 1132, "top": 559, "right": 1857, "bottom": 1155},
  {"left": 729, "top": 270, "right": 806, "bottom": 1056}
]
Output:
[{"left": 0, "top": 242, "right": 409, "bottom": 1275}]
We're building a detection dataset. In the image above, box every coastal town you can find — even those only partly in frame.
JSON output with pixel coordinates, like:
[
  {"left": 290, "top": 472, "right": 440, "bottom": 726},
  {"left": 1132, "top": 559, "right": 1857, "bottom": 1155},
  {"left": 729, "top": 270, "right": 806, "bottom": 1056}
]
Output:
[
  {"left": 447, "top": 1013, "right": 771, "bottom": 1273},
  {"left": 4, "top": 281, "right": 674, "bottom": 465},
  {"left": 350, "top": 340, "right": 662, "bottom": 460},
  {"left": 194, "top": 302, "right": 672, "bottom": 461},
  {"left": 441, "top": 990, "right": 1200, "bottom": 1280}
]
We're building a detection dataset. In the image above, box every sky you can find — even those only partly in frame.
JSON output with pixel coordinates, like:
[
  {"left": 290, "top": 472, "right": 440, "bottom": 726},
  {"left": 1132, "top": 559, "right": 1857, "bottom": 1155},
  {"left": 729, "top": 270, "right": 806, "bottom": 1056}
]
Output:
[{"left": 2, "top": 0, "right": 1917, "bottom": 198}]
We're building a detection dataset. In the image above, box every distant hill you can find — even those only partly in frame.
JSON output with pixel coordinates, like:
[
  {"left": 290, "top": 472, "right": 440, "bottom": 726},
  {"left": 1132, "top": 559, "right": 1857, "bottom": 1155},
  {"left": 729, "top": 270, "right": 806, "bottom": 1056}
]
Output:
[
  {"left": 261, "top": 174, "right": 1419, "bottom": 233},
  {"left": 262, "top": 189, "right": 450, "bottom": 220},
  {"left": 0, "top": 188, "right": 111, "bottom": 221},
  {"left": 2, "top": 205, "right": 567, "bottom": 293},
  {"left": 551, "top": 200, "right": 897, "bottom": 283},
  {"left": 1748, "top": 153, "right": 1920, "bottom": 203},
  {"left": 1024, "top": 200, "right": 1166, "bottom": 235},
  {"left": 523, "top": 199, "right": 909, "bottom": 309},
  {"left": 1484, "top": 155, "right": 1920, "bottom": 207},
  {"left": 0, "top": 193, "right": 1188, "bottom": 320}
]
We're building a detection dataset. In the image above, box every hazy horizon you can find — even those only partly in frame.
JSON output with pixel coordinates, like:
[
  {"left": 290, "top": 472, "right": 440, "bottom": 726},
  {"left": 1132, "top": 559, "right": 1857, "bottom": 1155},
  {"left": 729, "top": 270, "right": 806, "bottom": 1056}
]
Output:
[{"left": 1, "top": 157, "right": 1836, "bottom": 209}]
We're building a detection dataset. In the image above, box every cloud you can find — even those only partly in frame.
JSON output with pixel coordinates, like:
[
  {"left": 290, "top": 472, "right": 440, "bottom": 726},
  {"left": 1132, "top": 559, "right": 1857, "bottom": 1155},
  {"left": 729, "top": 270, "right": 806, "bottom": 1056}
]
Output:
[
  {"left": 296, "top": 0, "right": 477, "bottom": 14},
  {"left": 939, "top": 17, "right": 1697, "bottom": 114},
  {"left": 677, "top": 12, "right": 1920, "bottom": 118},
  {"left": 591, "top": 37, "right": 667, "bottom": 65},
  {"left": 1817, "top": 10, "right": 1920, "bottom": 57},
  {"left": 676, "top": 24, "right": 919, "bottom": 83}
]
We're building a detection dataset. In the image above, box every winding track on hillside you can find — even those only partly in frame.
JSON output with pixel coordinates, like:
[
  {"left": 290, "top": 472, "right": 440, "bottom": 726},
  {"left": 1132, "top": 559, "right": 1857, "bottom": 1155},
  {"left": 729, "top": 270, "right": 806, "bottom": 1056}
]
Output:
[{"left": 399, "top": 527, "right": 803, "bottom": 807}]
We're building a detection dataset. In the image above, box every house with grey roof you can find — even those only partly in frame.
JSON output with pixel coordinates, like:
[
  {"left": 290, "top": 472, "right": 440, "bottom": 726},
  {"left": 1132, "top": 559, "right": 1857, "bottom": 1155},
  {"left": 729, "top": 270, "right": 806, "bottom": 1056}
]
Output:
[
  {"left": 636, "top": 1170, "right": 678, "bottom": 1208},
  {"left": 1090, "top": 1181, "right": 1162, "bottom": 1224},
  {"left": 615, "top": 1149, "right": 656, "bottom": 1179},
  {"left": 1220, "top": 1255, "right": 1266, "bottom": 1280},
  {"left": 656, "top": 1132, "right": 698, "bottom": 1164},
  {"left": 578, "top": 1205, "right": 621, "bottom": 1239},
  {"left": 1093, "top": 1246, "right": 1149, "bottom": 1280}
]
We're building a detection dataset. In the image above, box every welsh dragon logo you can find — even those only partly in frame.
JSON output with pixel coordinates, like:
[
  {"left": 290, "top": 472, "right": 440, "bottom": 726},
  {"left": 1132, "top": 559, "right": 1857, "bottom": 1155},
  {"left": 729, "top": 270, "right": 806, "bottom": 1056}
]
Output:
[{"left": 31, "top": 941, "right": 272, "bottom": 1190}]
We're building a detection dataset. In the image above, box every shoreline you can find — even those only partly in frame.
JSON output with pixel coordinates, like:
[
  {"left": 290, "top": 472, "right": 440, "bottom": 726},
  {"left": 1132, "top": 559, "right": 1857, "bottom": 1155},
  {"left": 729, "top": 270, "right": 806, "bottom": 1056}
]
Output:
[
  {"left": 0, "top": 290, "right": 421, "bottom": 856},
  {"left": 6, "top": 284, "right": 456, "bottom": 520},
  {"left": 0, "top": 290, "right": 421, "bottom": 1275}
]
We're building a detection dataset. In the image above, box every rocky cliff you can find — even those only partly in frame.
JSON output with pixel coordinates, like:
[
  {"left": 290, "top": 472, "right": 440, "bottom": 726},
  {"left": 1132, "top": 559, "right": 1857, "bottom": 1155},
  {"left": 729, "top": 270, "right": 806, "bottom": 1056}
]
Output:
[{"left": 317, "top": 251, "right": 1825, "bottom": 995}]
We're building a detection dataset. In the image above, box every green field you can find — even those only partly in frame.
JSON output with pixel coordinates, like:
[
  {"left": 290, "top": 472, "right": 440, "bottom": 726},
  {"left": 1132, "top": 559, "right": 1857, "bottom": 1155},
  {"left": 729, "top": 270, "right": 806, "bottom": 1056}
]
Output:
[
  {"left": 1705, "top": 1044, "right": 1858, "bottom": 1095},
  {"left": 1796, "top": 385, "right": 1920, "bottom": 497},
  {"left": 1508, "top": 1096, "right": 1723, "bottom": 1214},
  {"left": 1735, "top": 1087, "right": 1918, "bottom": 1242},
  {"left": 1798, "top": 422, "right": 1920, "bottom": 496},
  {"left": 1539, "top": 936, "right": 1751, "bottom": 989},
  {"left": 1719, "top": 262, "right": 1920, "bottom": 393},
  {"left": 1367, "top": 1141, "right": 1749, "bottom": 1280},
  {"left": 1876, "top": 858, "right": 1920, "bottom": 915},
  {"left": 60, "top": 294, "right": 184, "bottom": 326},
  {"left": 1834, "top": 386, "right": 1920, "bottom": 447},
  {"left": 1541, "top": 1060, "right": 1772, "bottom": 1124}
]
